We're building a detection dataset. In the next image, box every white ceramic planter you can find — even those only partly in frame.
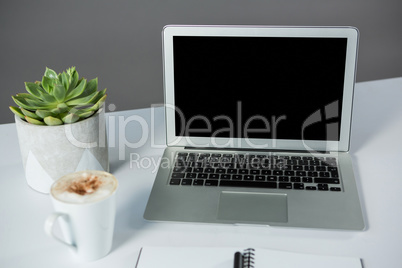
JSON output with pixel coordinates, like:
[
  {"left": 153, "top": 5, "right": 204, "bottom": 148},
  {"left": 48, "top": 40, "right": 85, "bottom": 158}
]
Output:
[{"left": 15, "top": 108, "right": 109, "bottom": 194}]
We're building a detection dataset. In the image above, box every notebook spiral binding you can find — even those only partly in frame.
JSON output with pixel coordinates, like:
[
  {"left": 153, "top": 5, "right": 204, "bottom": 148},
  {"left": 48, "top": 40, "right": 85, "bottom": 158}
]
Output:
[{"left": 243, "top": 248, "right": 255, "bottom": 268}]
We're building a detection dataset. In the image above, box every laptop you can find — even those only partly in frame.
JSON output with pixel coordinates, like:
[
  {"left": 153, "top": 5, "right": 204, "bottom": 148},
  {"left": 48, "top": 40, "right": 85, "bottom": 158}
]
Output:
[{"left": 144, "top": 25, "right": 365, "bottom": 230}]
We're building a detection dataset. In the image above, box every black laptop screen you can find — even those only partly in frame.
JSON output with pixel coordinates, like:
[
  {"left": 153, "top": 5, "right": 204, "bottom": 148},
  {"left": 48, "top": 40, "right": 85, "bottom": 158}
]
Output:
[{"left": 173, "top": 36, "right": 347, "bottom": 141}]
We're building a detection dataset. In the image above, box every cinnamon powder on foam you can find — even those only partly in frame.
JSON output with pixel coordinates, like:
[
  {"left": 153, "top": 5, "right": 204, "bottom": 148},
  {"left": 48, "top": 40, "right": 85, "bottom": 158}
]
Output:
[{"left": 67, "top": 175, "right": 103, "bottom": 196}]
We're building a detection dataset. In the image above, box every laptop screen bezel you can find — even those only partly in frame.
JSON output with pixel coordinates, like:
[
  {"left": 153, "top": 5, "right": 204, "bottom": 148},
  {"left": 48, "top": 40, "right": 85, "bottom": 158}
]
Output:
[{"left": 162, "top": 25, "right": 359, "bottom": 152}]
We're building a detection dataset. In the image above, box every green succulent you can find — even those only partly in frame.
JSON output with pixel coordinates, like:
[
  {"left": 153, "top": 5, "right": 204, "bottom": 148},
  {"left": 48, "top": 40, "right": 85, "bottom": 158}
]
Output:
[{"left": 9, "top": 67, "right": 106, "bottom": 126}]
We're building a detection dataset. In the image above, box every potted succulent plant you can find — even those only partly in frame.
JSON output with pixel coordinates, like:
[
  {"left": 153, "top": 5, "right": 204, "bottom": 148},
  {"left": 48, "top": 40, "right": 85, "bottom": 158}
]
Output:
[{"left": 10, "top": 67, "right": 109, "bottom": 193}]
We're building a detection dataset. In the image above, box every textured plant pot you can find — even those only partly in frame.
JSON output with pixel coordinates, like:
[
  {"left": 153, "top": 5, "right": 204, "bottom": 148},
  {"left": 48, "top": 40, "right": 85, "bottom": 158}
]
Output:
[{"left": 15, "top": 107, "right": 109, "bottom": 194}]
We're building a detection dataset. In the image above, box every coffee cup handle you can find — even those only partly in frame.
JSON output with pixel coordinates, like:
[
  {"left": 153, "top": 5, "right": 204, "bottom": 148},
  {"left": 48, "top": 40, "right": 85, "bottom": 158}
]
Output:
[{"left": 44, "top": 212, "right": 76, "bottom": 249}]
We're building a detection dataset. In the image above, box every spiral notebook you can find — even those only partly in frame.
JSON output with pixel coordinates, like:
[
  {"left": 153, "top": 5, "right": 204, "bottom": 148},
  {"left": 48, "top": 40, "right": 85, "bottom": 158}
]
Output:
[{"left": 135, "top": 246, "right": 362, "bottom": 268}]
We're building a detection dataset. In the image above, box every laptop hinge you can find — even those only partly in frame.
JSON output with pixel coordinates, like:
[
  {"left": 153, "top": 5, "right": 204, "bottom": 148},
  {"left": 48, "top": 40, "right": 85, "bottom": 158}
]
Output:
[{"left": 184, "top": 147, "right": 329, "bottom": 154}]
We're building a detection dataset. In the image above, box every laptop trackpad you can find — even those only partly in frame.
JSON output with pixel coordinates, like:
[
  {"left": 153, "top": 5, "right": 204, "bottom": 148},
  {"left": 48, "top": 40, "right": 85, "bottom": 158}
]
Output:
[{"left": 217, "top": 192, "right": 288, "bottom": 223}]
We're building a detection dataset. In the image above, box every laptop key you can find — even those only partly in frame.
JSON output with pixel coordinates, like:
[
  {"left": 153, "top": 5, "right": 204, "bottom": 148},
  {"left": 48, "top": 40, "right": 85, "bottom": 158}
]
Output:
[
  {"left": 306, "top": 186, "right": 317, "bottom": 190},
  {"left": 319, "top": 171, "right": 330, "bottom": 177},
  {"left": 232, "top": 175, "right": 243, "bottom": 180},
  {"left": 279, "top": 182, "right": 292, "bottom": 189},
  {"left": 330, "top": 171, "right": 339, "bottom": 177},
  {"left": 244, "top": 175, "right": 254, "bottom": 181},
  {"left": 220, "top": 180, "right": 277, "bottom": 188},
  {"left": 278, "top": 176, "right": 289, "bottom": 182},
  {"left": 255, "top": 175, "right": 265, "bottom": 181},
  {"left": 250, "top": 170, "right": 260, "bottom": 175},
  {"left": 173, "top": 167, "right": 185, "bottom": 173},
  {"left": 314, "top": 178, "right": 340, "bottom": 184},
  {"left": 205, "top": 180, "right": 218, "bottom": 186},
  {"left": 317, "top": 184, "right": 329, "bottom": 191},
  {"left": 304, "top": 166, "right": 315, "bottom": 171},
  {"left": 197, "top": 173, "right": 208, "bottom": 179},
  {"left": 307, "top": 171, "right": 318, "bottom": 177},
  {"left": 204, "top": 168, "right": 215, "bottom": 173},
  {"left": 192, "top": 162, "right": 203, "bottom": 168},
  {"left": 267, "top": 176, "right": 277, "bottom": 182},
  {"left": 220, "top": 174, "right": 231, "bottom": 180},
  {"left": 193, "top": 167, "right": 203, "bottom": 173},
  {"left": 187, "top": 155, "right": 196, "bottom": 161},
  {"left": 185, "top": 173, "right": 197, "bottom": 178},
  {"left": 290, "top": 177, "right": 301, "bottom": 182},
  {"left": 172, "top": 173, "right": 185, "bottom": 178},
  {"left": 316, "top": 166, "right": 326, "bottom": 171},
  {"left": 298, "top": 160, "right": 309, "bottom": 165},
  {"left": 169, "top": 179, "right": 181, "bottom": 185},
  {"left": 330, "top": 187, "right": 341, "bottom": 192},
  {"left": 227, "top": 169, "right": 237, "bottom": 174},
  {"left": 294, "top": 183, "right": 305, "bottom": 190},
  {"left": 181, "top": 179, "right": 193, "bottom": 185},
  {"left": 216, "top": 168, "right": 226, "bottom": 174},
  {"left": 285, "top": 170, "right": 295, "bottom": 176},
  {"left": 328, "top": 166, "right": 338, "bottom": 172},
  {"left": 293, "top": 165, "right": 303, "bottom": 170},
  {"left": 175, "top": 160, "right": 186, "bottom": 167},
  {"left": 296, "top": 171, "right": 306, "bottom": 176},
  {"left": 261, "top": 170, "right": 272, "bottom": 175},
  {"left": 239, "top": 169, "right": 248, "bottom": 174},
  {"left": 208, "top": 174, "right": 220, "bottom": 179},
  {"left": 193, "top": 179, "right": 204, "bottom": 186}
]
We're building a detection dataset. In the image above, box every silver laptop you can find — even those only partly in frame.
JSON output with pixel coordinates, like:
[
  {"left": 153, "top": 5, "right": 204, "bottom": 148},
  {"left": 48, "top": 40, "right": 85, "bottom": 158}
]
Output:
[{"left": 144, "top": 25, "right": 365, "bottom": 230}]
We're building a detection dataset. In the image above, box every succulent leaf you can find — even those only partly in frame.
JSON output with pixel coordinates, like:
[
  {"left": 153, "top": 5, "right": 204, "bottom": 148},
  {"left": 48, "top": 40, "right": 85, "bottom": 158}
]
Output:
[
  {"left": 25, "top": 98, "right": 55, "bottom": 109},
  {"left": 36, "top": 110, "right": 56, "bottom": 119},
  {"left": 16, "top": 93, "right": 41, "bottom": 100},
  {"left": 53, "top": 84, "right": 66, "bottom": 102},
  {"left": 94, "top": 94, "right": 107, "bottom": 109},
  {"left": 51, "top": 103, "right": 69, "bottom": 114},
  {"left": 80, "top": 95, "right": 106, "bottom": 114},
  {"left": 57, "top": 103, "right": 69, "bottom": 112},
  {"left": 9, "top": 106, "right": 25, "bottom": 119},
  {"left": 44, "top": 116, "right": 63, "bottom": 126},
  {"left": 39, "top": 91, "right": 57, "bottom": 103},
  {"left": 41, "top": 76, "right": 53, "bottom": 93},
  {"left": 62, "top": 113, "right": 80, "bottom": 124},
  {"left": 61, "top": 72, "right": 69, "bottom": 90},
  {"left": 68, "top": 69, "right": 79, "bottom": 92},
  {"left": 66, "top": 91, "right": 98, "bottom": 106},
  {"left": 79, "top": 78, "right": 98, "bottom": 98},
  {"left": 66, "top": 66, "right": 76, "bottom": 76},
  {"left": 12, "top": 96, "right": 35, "bottom": 110},
  {"left": 21, "top": 108, "right": 42, "bottom": 120},
  {"left": 25, "top": 116, "right": 45, "bottom": 125},
  {"left": 44, "top": 67, "right": 58, "bottom": 79},
  {"left": 25, "top": 82, "right": 45, "bottom": 98},
  {"left": 66, "top": 78, "right": 86, "bottom": 100},
  {"left": 93, "top": 88, "right": 107, "bottom": 103},
  {"left": 77, "top": 110, "right": 95, "bottom": 119}
]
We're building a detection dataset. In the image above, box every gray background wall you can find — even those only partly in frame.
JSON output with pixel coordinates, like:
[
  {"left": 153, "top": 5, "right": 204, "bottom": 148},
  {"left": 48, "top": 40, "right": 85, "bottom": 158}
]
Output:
[{"left": 1, "top": 0, "right": 401, "bottom": 124}]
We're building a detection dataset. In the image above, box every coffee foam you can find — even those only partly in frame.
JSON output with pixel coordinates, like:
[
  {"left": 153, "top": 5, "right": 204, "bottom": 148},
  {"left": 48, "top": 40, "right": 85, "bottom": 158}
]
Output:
[{"left": 51, "top": 170, "right": 118, "bottom": 204}]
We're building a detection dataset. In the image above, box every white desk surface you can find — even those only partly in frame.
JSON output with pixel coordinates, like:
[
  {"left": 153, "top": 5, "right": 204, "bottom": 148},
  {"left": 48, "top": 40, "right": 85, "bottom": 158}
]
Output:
[{"left": 1, "top": 77, "right": 402, "bottom": 268}]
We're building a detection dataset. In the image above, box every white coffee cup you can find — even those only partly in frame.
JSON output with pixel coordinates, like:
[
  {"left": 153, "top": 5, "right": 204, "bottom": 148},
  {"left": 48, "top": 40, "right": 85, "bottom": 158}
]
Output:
[{"left": 44, "top": 170, "right": 118, "bottom": 261}]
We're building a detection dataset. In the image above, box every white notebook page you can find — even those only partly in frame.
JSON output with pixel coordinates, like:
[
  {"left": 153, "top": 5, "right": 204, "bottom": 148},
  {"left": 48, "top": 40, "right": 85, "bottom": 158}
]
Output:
[{"left": 135, "top": 246, "right": 362, "bottom": 268}]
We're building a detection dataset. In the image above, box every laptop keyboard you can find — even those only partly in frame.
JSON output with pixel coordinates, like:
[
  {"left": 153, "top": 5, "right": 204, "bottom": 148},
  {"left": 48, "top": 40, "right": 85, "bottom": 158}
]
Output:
[{"left": 169, "top": 152, "right": 342, "bottom": 192}]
